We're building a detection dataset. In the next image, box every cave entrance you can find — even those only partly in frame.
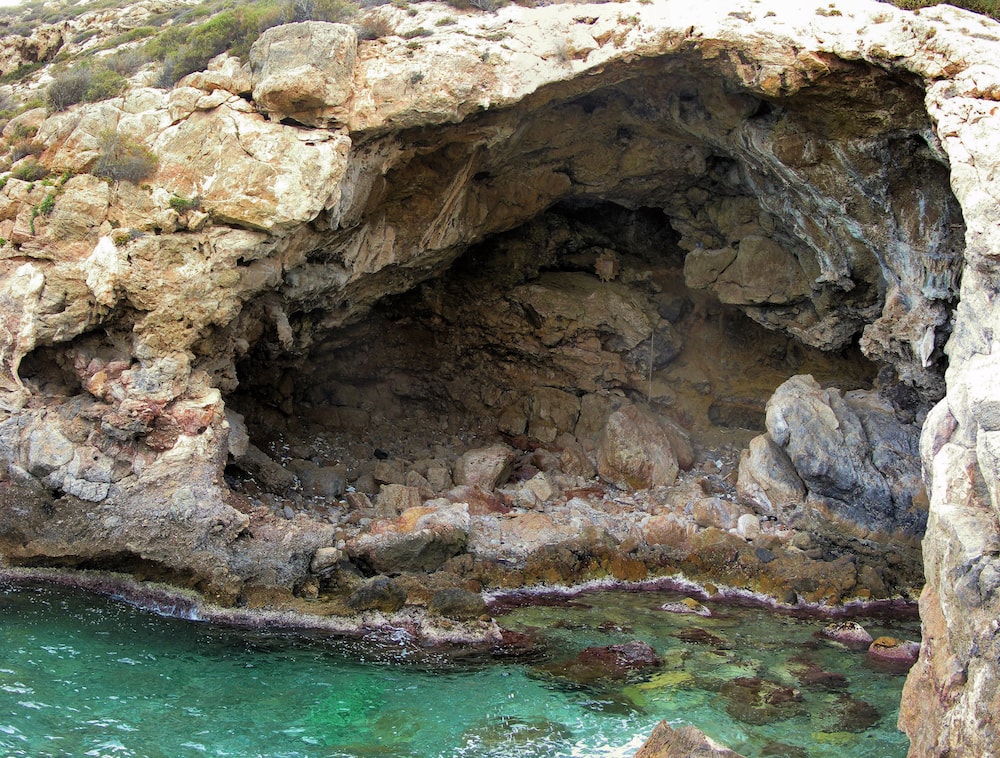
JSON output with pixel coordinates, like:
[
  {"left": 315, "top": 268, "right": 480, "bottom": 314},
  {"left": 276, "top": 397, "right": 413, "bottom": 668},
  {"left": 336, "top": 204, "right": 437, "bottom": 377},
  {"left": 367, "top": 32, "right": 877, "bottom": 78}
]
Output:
[{"left": 226, "top": 200, "right": 876, "bottom": 514}]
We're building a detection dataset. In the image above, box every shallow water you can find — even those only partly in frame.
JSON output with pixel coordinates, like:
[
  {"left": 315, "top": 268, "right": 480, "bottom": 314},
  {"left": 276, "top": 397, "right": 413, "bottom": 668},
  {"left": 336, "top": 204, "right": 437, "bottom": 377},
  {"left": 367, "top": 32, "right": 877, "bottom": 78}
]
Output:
[{"left": 0, "top": 581, "right": 918, "bottom": 758}]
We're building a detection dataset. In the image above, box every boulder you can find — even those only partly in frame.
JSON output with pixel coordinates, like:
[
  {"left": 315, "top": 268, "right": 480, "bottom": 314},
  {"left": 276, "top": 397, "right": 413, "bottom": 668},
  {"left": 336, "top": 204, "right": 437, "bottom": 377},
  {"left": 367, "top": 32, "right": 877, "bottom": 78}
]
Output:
[
  {"left": 375, "top": 483, "right": 423, "bottom": 518},
  {"left": 597, "top": 404, "right": 679, "bottom": 490},
  {"left": 250, "top": 22, "right": 358, "bottom": 127},
  {"left": 635, "top": 721, "right": 743, "bottom": 758},
  {"left": 819, "top": 621, "right": 873, "bottom": 650},
  {"left": 737, "top": 435, "right": 806, "bottom": 519},
  {"left": 868, "top": 636, "right": 920, "bottom": 670},
  {"left": 347, "top": 503, "right": 470, "bottom": 574},
  {"left": 427, "top": 588, "right": 487, "bottom": 620},
  {"left": 762, "top": 375, "right": 924, "bottom": 538},
  {"left": 347, "top": 576, "right": 407, "bottom": 613},
  {"left": 453, "top": 444, "right": 517, "bottom": 491}
]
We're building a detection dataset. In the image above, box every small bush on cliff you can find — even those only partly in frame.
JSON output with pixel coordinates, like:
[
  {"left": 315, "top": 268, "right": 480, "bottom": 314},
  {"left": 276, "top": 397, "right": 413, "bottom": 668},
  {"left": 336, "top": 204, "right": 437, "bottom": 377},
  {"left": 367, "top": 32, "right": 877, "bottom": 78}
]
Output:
[
  {"left": 284, "top": 0, "right": 358, "bottom": 22},
  {"left": 884, "top": 0, "right": 999, "bottom": 18},
  {"left": 46, "top": 65, "right": 128, "bottom": 111},
  {"left": 91, "top": 131, "right": 158, "bottom": 184},
  {"left": 11, "top": 158, "right": 48, "bottom": 182},
  {"left": 146, "top": 0, "right": 361, "bottom": 85}
]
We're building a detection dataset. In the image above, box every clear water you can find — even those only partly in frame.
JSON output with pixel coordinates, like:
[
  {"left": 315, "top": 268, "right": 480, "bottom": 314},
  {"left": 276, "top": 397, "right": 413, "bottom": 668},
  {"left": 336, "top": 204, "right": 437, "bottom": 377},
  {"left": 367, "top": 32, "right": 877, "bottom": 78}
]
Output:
[{"left": 0, "top": 581, "right": 918, "bottom": 758}]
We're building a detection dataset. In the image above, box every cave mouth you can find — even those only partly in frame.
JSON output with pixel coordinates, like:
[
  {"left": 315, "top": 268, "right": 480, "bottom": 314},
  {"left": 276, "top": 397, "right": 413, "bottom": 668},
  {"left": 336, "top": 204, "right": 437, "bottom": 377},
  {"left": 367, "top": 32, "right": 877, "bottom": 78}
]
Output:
[{"left": 226, "top": 200, "right": 879, "bottom": 513}]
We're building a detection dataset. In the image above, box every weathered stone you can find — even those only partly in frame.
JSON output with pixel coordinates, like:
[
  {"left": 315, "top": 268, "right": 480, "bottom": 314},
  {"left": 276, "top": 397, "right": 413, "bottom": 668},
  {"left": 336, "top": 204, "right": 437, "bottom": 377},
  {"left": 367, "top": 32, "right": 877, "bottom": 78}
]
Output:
[
  {"left": 713, "top": 236, "right": 811, "bottom": 306},
  {"left": 634, "top": 721, "right": 743, "bottom": 758},
  {"left": 250, "top": 22, "right": 357, "bottom": 127},
  {"left": 453, "top": 444, "right": 516, "bottom": 491},
  {"left": 597, "top": 404, "right": 678, "bottom": 490},
  {"left": 692, "top": 496, "right": 745, "bottom": 531},
  {"left": 374, "top": 484, "right": 422, "bottom": 518},
  {"left": 868, "top": 636, "right": 920, "bottom": 670},
  {"left": 763, "top": 376, "right": 924, "bottom": 538},
  {"left": 346, "top": 576, "right": 406, "bottom": 613},
  {"left": 347, "top": 503, "right": 470, "bottom": 574},
  {"left": 819, "top": 621, "right": 873, "bottom": 650},
  {"left": 310, "top": 546, "right": 343, "bottom": 573},
  {"left": 427, "top": 588, "right": 486, "bottom": 620},
  {"left": 737, "top": 435, "right": 806, "bottom": 519}
]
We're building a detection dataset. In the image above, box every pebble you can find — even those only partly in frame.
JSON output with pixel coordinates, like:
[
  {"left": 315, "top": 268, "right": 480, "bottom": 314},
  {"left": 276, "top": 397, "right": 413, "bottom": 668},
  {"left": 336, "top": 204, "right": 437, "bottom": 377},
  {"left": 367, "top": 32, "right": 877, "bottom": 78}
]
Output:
[{"left": 283, "top": 505, "right": 295, "bottom": 520}]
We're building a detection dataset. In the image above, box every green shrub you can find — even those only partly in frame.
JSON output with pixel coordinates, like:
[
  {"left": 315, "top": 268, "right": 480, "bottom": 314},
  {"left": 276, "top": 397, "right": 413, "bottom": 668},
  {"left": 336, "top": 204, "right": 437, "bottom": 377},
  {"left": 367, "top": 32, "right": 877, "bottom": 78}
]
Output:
[
  {"left": 46, "top": 65, "right": 127, "bottom": 111},
  {"left": 284, "top": 0, "right": 358, "bottom": 22},
  {"left": 11, "top": 159, "right": 48, "bottom": 181},
  {"left": 91, "top": 131, "right": 158, "bottom": 183},
  {"left": 169, "top": 194, "right": 200, "bottom": 213},
  {"left": 148, "top": 2, "right": 284, "bottom": 85},
  {"left": 401, "top": 26, "right": 432, "bottom": 38},
  {"left": 38, "top": 193, "right": 56, "bottom": 216},
  {"left": 884, "top": 0, "right": 999, "bottom": 17},
  {"left": 10, "top": 138, "right": 44, "bottom": 162}
]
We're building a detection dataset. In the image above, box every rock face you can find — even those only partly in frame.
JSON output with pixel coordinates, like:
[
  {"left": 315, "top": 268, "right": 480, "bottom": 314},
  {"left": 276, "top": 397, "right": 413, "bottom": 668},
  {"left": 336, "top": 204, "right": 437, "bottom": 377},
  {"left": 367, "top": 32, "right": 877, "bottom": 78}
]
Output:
[
  {"left": 739, "top": 374, "right": 925, "bottom": 543},
  {"left": 0, "top": 1, "right": 998, "bottom": 752}
]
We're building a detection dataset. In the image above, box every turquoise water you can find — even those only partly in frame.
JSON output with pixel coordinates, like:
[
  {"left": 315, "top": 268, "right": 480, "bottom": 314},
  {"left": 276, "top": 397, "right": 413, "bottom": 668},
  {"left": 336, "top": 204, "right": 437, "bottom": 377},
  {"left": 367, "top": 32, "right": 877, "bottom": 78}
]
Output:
[{"left": 0, "top": 581, "right": 918, "bottom": 758}]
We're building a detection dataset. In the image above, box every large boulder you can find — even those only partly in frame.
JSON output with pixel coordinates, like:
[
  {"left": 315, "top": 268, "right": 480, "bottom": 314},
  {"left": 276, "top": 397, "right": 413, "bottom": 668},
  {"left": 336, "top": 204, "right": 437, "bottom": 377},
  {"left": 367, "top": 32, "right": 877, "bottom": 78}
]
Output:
[
  {"left": 597, "top": 404, "right": 681, "bottom": 490},
  {"left": 249, "top": 22, "right": 358, "bottom": 127},
  {"left": 748, "top": 375, "right": 925, "bottom": 540}
]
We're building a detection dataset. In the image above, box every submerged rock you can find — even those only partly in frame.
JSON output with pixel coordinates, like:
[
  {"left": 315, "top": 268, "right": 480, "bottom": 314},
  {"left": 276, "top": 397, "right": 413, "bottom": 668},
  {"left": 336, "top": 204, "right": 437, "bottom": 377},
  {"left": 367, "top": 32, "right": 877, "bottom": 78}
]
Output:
[
  {"left": 719, "top": 677, "right": 805, "bottom": 726},
  {"left": 542, "top": 640, "right": 661, "bottom": 685}
]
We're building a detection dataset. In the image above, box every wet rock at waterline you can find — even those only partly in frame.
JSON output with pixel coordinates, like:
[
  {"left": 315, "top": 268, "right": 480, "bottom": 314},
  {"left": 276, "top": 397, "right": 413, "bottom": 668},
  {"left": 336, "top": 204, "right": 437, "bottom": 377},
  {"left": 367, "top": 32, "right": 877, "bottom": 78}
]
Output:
[
  {"left": 634, "top": 721, "right": 743, "bottom": 758},
  {"left": 0, "top": 0, "right": 998, "bottom": 751}
]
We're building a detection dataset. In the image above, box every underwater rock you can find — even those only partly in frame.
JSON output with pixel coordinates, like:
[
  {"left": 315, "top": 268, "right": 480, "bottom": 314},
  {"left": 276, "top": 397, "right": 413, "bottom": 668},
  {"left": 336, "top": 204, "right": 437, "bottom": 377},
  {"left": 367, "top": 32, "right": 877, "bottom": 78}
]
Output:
[
  {"left": 543, "top": 639, "right": 660, "bottom": 685},
  {"left": 661, "top": 597, "right": 713, "bottom": 617},
  {"left": 785, "top": 655, "right": 848, "bottom": 690},
  {"left": 719, "top": 677, "right": 804, "bottom": 726}
]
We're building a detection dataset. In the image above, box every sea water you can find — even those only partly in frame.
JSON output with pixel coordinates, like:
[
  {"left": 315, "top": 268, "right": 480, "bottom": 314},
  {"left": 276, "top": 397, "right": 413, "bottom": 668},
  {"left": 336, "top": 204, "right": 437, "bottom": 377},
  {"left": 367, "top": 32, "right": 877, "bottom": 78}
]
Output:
[{"left": 0, "top": 581, "right": 918, "bottom": 757}]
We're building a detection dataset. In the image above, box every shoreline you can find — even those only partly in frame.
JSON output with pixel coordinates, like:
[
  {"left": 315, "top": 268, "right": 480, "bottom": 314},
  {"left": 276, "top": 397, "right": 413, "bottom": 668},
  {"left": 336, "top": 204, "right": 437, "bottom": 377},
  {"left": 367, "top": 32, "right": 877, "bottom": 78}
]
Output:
[{"left": 0, "top": 565, "right": 919, "bottom": 649}]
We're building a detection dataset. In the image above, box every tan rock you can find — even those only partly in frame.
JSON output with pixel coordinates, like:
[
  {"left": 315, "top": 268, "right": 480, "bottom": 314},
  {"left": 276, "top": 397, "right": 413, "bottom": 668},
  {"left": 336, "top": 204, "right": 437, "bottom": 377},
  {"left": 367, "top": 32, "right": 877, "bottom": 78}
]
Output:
[
  {"left": 250, "top": 22, "right": 358, "bottom": 127},
  {"left": 453, "top": 444, "right": 516, "bottom": 491},
  {"left": 597, "top": 404, "right": 679, "bottom": 490}
]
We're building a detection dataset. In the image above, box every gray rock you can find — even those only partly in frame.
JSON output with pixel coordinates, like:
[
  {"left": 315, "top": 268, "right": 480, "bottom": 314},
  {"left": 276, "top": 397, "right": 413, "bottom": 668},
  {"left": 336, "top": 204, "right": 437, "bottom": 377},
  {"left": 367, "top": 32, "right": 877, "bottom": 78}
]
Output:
[
  {"left": 428, "top": 588, "right": 487, "bottom": 620},
  {"left": 737, "top": 435, "right": 806, "bottom": 518},
  {"left": 764, "top": 375, "right": 924, "bottom": 537},
  {"left": 347, "top": 576, "right": 406, "bottom": 613}
]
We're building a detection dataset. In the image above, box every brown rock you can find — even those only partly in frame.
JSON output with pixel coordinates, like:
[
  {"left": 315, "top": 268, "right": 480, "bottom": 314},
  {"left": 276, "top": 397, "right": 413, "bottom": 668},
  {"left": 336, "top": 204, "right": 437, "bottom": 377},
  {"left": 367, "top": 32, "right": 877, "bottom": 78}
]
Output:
[
  {"left": 635, "top": 721, "right": 743, "bottom": 758},
  {"left": 374, "top": 483, "right": 422, "bottom": 518},
  {"left": 597, "top": 404, "right": 679, "bottom": 490},
  {"left": 453, "top": 444, "right": 517, "bottom": 491}
]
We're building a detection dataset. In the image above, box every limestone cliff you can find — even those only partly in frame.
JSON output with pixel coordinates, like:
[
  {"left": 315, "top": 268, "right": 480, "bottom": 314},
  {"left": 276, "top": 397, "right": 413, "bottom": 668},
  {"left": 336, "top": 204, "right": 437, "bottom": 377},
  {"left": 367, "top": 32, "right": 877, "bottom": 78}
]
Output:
[{"left": 0, "top": 0, "right": 997, "bottom": 753}]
